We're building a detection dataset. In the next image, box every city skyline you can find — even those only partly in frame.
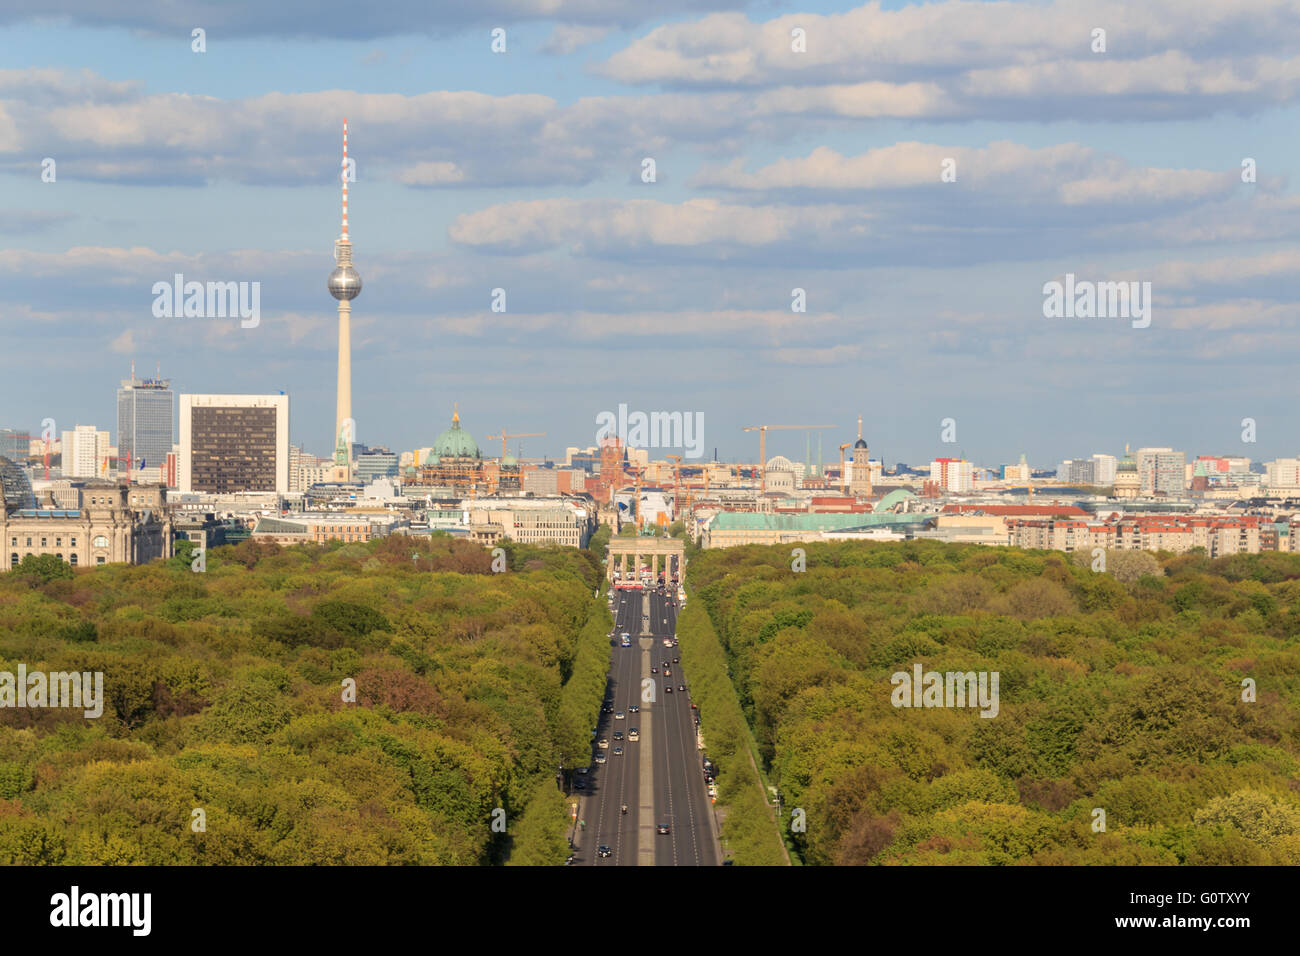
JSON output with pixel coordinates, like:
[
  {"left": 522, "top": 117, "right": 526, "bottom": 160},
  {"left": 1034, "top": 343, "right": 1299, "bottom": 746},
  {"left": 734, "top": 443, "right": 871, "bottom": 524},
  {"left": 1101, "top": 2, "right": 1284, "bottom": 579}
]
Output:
[{"left": 2, "top": 0, "right": 1298, "bottom": 467}]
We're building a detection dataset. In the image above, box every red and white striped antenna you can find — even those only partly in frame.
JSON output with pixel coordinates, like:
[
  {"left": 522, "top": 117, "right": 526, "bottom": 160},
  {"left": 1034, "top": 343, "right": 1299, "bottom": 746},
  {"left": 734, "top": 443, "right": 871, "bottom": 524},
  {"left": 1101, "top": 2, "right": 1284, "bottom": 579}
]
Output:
[{"left": 341, "top": 118, "right": 349, "bottom": 241}]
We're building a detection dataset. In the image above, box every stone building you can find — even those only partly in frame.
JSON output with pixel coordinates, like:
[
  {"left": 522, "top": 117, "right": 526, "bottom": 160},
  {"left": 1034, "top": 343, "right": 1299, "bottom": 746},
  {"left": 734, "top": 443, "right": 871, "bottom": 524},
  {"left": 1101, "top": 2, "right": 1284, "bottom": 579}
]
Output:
[{"left": 1, "top": 458, "right": 172, "bottom": 570}]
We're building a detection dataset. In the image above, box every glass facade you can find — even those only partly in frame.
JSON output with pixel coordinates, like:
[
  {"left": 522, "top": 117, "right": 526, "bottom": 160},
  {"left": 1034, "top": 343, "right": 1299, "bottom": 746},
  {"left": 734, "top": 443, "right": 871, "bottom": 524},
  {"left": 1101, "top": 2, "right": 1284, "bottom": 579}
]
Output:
[
  {"left": 117, "top": 378, "right": 174, "bottom": 471},
  {"left": 0, "top": 429, "right": 28, "bottom": 461}
]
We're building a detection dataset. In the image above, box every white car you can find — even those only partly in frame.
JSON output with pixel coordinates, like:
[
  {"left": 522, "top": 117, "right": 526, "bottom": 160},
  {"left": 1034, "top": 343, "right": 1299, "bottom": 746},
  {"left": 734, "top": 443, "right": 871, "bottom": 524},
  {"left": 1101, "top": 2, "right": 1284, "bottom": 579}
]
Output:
[
  {"left": 615, "top": 712, "right": 625, "bottom": 720},
  {"left": 598, "top": 737, "right": 609, "bottom": 749}
]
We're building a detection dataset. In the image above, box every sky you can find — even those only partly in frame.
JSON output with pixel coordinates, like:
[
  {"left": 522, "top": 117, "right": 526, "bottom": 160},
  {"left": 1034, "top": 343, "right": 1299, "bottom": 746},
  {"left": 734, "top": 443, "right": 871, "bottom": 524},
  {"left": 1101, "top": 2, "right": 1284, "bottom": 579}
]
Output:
[{"left": 1, "top": 0, "right": 1298, "bottom": 469}]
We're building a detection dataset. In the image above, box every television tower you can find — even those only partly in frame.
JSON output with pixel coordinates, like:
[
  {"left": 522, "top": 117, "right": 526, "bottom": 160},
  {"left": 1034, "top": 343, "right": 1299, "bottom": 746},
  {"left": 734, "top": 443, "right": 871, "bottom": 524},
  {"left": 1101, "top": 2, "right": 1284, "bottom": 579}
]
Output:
[{"left": 328, "top": 118, "right": 362, "bottom": 479}]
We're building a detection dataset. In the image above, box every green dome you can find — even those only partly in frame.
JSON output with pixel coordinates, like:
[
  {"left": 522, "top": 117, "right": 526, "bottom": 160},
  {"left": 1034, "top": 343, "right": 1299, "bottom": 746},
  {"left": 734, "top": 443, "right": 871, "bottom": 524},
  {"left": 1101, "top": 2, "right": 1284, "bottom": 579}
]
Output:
[
  {"left": 502, "top": 454, "right": 517, "bottom": 468},
  {"left": 432, "top": 407, "right": 480, "bottom": 460}
]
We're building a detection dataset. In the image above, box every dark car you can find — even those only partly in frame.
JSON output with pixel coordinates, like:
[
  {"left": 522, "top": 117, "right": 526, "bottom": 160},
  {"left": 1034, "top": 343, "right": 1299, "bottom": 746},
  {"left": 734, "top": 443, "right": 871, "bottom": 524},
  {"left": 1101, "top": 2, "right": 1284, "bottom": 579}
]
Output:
[
  {"left": 665, "top": 685, "right": 672, "bottom": 693},
  {"left": 678, "top": 684, "right": 685, "bottom": 691},
  {"left": 673, "top": 656, "right": 679, "bottom": 663},
  {"left": 629, "top": 705, "right": 640, "bottom": 713},
  {"left": 574, "top": 778, "right": 586, "bottom": 790},
  {"left": 656, "top": 823, "right": 670, "bottom": 835},
  {"left": 651, "top": 666, "right": 658, "bottom": 674},
  {"left": 598, "top": 845, "right": 612, "bottom": 858}
]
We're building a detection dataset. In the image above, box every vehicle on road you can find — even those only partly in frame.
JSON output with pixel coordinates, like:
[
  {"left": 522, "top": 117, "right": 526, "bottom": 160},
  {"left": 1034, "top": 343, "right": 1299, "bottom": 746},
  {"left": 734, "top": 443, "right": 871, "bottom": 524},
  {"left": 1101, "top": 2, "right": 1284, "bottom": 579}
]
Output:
[
  {"left": 613, "top": 731, "right": 624, "bottom": 741},
  {"left": 574, "top": 779, "right": 586, "bottom": 789},
  {"left": 663, "top": 638, "right": 673, "bottom": 647},
  {"left": 665, "top": 685, "right": 672, "bottom": 693},
  {"left": 598, "top": 737, "right": 609, "bottom": 749},
  {"left": 656, "top": 824, "right": 670, "bottom": 835},
  {"left": 598, "top": 845, "right": 612, "bottom": 858},
  {"left": 678, "top": 684, "right": 685, "bottom": 691},
  {"left": 576, "top": 766, "right": 589, "bottom": 775},
  {"left": 621, "top": 805, "right": 628, "bottom": 815},
  {"left": 651, "top": 666, "right": 657, "bottom": 674},
  {"left": 672, "top": 656, "right": 679, "bottom": 663},
  {"left": 613, "top": 746, "right": 623, "bottom": 756},
  {"left": 664, "top": 668, "right": 671, "bottom": 677},
  {"left": 594, "top": 753, "right": 607, "bottom": 764},
  {"left": 620, "top": 636, "right": 631, "bottom": 647},
  {"left": 629, "top": 705, "right": 639, "bottom": 713},
  {"left": 615, "top": 711, "right": 625, "bottom": 720},
  {"left": 628, "top": 728, "right": 639, "bottom": 741}
]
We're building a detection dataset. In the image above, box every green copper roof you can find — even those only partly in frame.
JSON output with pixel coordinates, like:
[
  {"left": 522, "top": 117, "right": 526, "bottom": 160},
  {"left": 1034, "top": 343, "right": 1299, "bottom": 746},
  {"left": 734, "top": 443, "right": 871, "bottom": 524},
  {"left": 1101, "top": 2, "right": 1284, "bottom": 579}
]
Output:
[
  {"left": 708, "top": 511, "right": 927, "bottom": 531},
  {"left": 432, "top": 417, "right": 480, "bottom": 461}
]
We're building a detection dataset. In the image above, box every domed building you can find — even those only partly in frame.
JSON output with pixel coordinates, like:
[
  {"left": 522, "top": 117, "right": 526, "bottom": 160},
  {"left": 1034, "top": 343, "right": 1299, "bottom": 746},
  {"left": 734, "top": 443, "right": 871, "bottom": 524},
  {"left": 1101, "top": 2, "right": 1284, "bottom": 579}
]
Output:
[
  {"left": 415, "top": 404, "right": 489, "bottom": 494},
  {"left": 764, "top": 455, "right": 797, "bottom": 494},
  {"left": 1113, "top": 447, "right": 1140, "bottom": 499}
]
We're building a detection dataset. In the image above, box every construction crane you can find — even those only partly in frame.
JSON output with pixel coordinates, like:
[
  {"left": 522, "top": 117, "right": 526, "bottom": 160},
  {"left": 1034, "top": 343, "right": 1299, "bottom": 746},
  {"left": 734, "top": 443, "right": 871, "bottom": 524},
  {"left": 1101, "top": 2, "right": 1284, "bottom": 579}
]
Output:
[
  {"left": 838, "top": 442, "right": 851, "bottom": 495},
  {"left": 742, "top": 424, "right": 834, "bottom": 494},
  {"left": 101, "top": 456, "right": 141, "bottom": 483},
  {"left": 486, "top": 429, "right": 545, "bottom": 461}
]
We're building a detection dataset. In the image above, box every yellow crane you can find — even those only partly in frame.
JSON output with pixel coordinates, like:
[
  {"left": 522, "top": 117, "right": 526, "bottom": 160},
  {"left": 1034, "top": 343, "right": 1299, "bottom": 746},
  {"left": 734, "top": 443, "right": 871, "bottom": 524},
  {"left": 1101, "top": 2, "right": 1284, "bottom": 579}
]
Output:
[
  {"left": 742, "top": 423, "right": 834, "bottom": 494},
  {"left": 486, "top": 429, "right": 545, "bottom": 461},
  {"left": 838, "top": 442, "right": 851, "bottom": 495}
]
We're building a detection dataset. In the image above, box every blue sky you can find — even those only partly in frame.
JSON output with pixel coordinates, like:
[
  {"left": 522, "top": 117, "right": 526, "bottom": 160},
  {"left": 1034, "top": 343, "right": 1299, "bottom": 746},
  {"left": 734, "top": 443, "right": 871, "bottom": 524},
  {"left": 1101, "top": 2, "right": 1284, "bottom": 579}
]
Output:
[{"left": 2, "top": 0, "right": 1298, "bottom": 468}]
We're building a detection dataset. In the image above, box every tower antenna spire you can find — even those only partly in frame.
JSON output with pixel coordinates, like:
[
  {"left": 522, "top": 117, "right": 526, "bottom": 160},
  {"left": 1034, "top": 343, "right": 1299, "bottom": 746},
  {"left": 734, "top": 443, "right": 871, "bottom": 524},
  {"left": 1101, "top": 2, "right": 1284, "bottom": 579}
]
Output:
[
  {"left": 341, "top": 118, "right": 349, "bottom": 241},
  {"left": 328, "top": 118, "right": 362, "bottom": 478}
]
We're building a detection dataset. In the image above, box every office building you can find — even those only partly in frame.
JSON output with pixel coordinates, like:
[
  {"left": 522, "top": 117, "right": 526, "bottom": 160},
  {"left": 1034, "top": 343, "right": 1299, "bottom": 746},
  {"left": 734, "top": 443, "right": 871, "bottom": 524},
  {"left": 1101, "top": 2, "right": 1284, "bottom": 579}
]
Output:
[
  {"left": 179, "top": 394, "right": 290, "bottom": 494},
  {"left": 117, "top": 370, "right": 174, "bottom": 481},
  {"left": 1135, "top": 447, "right": 1187, "bottom": 496}
]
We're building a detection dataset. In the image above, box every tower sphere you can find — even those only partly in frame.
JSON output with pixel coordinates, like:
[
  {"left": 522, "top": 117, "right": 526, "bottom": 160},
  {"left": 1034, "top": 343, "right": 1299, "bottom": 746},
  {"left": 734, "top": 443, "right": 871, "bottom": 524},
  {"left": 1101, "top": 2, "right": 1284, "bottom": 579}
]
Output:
[{"left": 328, "top": 265, "right": 362, "bottom": 300}]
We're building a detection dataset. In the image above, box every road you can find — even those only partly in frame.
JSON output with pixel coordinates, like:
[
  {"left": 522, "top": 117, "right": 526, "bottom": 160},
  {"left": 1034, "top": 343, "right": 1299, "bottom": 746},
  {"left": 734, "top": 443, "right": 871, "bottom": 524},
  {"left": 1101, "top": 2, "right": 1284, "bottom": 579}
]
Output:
[{"left": 576, "top": 583, "right": 718, "bottom": 866}]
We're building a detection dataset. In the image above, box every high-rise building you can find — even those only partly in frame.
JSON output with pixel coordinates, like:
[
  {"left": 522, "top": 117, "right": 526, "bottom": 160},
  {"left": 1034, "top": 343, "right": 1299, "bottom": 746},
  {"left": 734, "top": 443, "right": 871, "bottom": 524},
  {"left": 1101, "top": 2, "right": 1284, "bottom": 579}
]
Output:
[
  {"left": 1265, "top": 457, "right": 1300, "bottom": 490},
  {"left": 61, "top": 425, "right": 111, "bottom": 478},
  {"left": 327, "top": 119, "right": 363, "bottom": 481},
  {"left": 930, "top": 457, "right": 973, "bottom": 492},
  {"left": 1135, "top": 447, "right": 1186, "bottom": 496},
  {"left": 1091, "top": 454, "right": 1117, "bottom": 485},
  {"left": 117, "top": 369, "right": 174, "bottom": 481},
  {"left": 178, "top": 394, "right": 289, "bottom": 494},
  {"left": 1057, "top": 458, "right": 1097, "bottom": 485}
]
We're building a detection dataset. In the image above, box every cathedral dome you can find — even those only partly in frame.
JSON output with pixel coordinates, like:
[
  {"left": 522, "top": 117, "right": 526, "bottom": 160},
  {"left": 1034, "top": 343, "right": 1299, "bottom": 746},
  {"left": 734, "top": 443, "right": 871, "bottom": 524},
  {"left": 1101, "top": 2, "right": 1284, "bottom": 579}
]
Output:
[{"left": 432, "top": 406, "right": 480, "bottom": 460}]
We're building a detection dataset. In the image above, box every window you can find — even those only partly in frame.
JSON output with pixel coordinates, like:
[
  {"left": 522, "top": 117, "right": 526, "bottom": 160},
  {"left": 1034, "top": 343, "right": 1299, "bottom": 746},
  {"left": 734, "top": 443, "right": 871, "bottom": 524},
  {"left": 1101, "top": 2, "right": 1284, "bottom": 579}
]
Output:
[
  {"left": 96, "top": 556, "right": 106, "bottom": 565},
  {"left": 8, "top": 538, "right": 14, "bottom": 547},
  {"left": 9, "top": 554, "right": 16, "bottom": 568},
  {"left": 93, "top": 535, "right": 108, "bottom": 548},
  {"left": 41, "top": 537, "right": 47, "bottom": 547},
  {"left": 56, "top": 537, "right": 62, "bottom": 547},
  {"left": 71, "top": 538, "right": 77, "bottom": 547},
  {"left": 70, "top": 554, "right": 78, "bottom": 566},
  {"left": 25, "top": 538, "right": 31, "bottom": 547},
  {"left": 56, "top": 554, "right": 62, "bottom": 561}
]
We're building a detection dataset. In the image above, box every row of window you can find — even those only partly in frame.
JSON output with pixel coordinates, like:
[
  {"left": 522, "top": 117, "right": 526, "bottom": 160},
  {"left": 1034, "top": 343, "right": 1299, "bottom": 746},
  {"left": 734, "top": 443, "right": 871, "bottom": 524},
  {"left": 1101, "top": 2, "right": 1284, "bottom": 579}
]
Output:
[
  {"left": 10, "top": 535, "right": 109, "bottom": 548},
  {"left": 9, "top": 553, "right": 106, "bottom": 567}
]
